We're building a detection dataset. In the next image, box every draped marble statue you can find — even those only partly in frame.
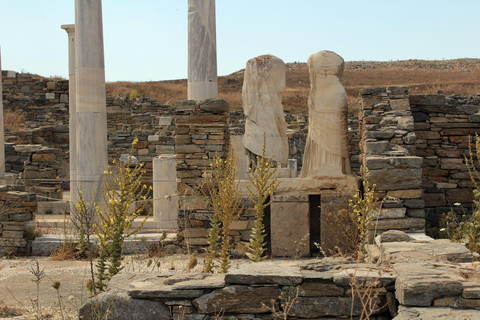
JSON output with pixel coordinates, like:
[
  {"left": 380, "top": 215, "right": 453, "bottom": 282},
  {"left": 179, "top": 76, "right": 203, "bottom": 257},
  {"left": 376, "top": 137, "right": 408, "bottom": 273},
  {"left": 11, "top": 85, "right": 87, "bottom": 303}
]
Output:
[
  {"left": 242, "top": 54, "right": 289, "bottom": 168},
  {"left": 299, "top": 50, "right": 351, "bottom": 178}
]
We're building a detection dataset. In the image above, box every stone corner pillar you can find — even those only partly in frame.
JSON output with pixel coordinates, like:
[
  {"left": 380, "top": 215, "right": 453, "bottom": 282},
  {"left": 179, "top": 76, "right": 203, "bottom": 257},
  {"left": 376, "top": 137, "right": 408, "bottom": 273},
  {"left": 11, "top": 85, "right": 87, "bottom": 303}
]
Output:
[
  {"left": 74, "top": 0, "right": 107, "bottom": 204},
  {"left": 61, "top": 24, "right": 77, "bottom": 204},
  {"left": 153, "top": 155, "right": 178, "bottom": 229},
  {"left": 0, "top": 47, "right": 5, "bottom": 180},
  {"left": 187, "top": 0, "right": 218, "bottom": 100}
]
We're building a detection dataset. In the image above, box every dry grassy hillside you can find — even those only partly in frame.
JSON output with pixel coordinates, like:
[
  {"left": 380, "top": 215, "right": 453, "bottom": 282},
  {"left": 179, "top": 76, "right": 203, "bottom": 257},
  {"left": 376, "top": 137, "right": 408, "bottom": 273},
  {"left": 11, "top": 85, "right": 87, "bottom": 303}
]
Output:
[{"left": 106, "top": 58, "right": 480, "bottom": 114}]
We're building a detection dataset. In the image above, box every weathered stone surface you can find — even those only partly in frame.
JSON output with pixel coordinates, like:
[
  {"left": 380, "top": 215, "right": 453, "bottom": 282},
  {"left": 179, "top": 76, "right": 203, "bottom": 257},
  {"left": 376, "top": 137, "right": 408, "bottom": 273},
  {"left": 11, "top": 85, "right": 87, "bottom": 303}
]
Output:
[
  {"left": 333, "top": 268, "right": 396, "bottom": 287},
  {"left": 404, "top": 199, "right": 425, "bottom": 209},
  {"left": 225, "top": 262, "right": 303, "bottom": 285},
  {"left": 79, "top": 291, "right": 170, "bottom": 320},
  {"left": 370, "top": 208, "right": 406, "bottom": 219},
  {"left": 415, "top": 131, "right": 441, "bottom": 140},
  {"left": 270, "top": 201, "right": 309, "bottom": 257},
  {"left": 387, "top": 189, "right": 423, "bottom": 199},
  {"left": 300, "top": 282, "right": 344, "bottom": 297},
  {"left": 199, "top": 98, "right": 229, "bottom": 113},
  {"left": 462, "top": 282, "right": 480, "bottom": 299},
  {"left": 288, "top": 296, "right": 385, "bottom": 318},
  {"left": 192, "top": 285, "right": 280, "bottom": 314},
  {"left": 382, "top": 240, "right": 473, "bottom": 263},
  {"left": 367, "top": 168, "right": 422, "bottom": 190},
  {"left": 424, "top": 193, "right": 447, "bottom": 207},
  {"left": 375, "top": 217, "right": 425, "bottom": 230},
  {"left": 394, "top": 306, "right": 480, "bottom": 320},
  {"left": 409, "top": 94, "right": 446, "bottom": 107},
  {"left": 176, "top": 144, "right": 203, "bottom": 154},
  {"left": 128, "top": 277, "right": 204, "bottom": 299},
  {"left": 379, "top": 230, "right": 414, "bottom": 243},
  {"left": 365, "top": 141, "right": 389, "bottom": 155},
  {"left": 395, "top": 263, "right": 464, "bottom": 306},
  {"left": 171, "top": 275, "right": 225, "bottom": 290}
]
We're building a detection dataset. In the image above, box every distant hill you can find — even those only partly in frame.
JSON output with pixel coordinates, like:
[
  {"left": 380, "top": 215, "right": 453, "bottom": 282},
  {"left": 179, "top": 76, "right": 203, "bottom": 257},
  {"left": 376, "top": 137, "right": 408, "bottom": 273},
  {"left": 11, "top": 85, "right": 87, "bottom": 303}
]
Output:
[{"left": 106, "top": 58, "right": 480, "bottom": 114}]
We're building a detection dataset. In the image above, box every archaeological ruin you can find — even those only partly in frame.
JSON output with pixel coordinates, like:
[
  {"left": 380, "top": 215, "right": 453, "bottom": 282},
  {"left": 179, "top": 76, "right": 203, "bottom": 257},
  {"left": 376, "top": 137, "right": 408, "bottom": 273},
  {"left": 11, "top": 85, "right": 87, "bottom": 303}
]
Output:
[{"left": 2, "top": 0, "right": 480, "bottom": 319}]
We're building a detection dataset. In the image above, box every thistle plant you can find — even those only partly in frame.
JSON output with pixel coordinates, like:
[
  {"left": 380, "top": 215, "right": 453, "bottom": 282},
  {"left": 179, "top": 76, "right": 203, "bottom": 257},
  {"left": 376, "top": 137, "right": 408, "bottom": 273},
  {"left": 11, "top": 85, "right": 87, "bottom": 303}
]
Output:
[
  {"left": 246, "top": 136, "right": 279, "bottom": 262},
  {"left": 95, "top": 137, "right": 151, "bottom": 291},
  {"left": 205, "top": 147, "right": 242, "bottom": 273}
]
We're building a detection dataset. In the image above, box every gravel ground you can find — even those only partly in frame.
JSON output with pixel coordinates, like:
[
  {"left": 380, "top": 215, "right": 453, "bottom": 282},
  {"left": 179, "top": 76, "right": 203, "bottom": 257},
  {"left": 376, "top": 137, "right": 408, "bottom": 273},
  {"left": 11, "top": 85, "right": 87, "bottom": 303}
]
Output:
[{"left": 0, "top": 253, "right": 212, "bottom": 319}]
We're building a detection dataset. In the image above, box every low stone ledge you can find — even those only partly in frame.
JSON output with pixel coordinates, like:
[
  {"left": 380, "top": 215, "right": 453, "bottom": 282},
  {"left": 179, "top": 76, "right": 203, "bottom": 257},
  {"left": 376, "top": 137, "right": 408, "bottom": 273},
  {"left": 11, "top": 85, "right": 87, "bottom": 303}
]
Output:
[{"left": 225, "top": 262, "right": 303, "bottom": 286}]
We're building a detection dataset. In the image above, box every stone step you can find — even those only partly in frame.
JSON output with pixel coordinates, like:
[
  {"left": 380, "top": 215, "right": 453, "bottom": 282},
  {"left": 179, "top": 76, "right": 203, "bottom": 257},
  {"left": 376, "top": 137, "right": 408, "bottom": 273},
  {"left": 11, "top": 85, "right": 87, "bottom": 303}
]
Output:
[
  {"left": 32, "top": 232, "right": 178, "bottom": 256},
  {"left": 36, "top": 214, "right": 158, "bottom": 231}
]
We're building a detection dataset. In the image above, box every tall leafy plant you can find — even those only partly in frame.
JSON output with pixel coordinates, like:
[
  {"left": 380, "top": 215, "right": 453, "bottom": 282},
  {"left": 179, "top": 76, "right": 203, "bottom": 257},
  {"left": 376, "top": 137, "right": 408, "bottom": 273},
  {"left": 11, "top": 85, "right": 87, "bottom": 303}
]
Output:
[
  {"left": 204, "top": 147, "right": 242, "bottom": 273},
  {"left": 95, "top": 137, "right": 151, "bottom": 291},
  {"left": 246, "top": 135, "right": 279, "bottom": 262}
]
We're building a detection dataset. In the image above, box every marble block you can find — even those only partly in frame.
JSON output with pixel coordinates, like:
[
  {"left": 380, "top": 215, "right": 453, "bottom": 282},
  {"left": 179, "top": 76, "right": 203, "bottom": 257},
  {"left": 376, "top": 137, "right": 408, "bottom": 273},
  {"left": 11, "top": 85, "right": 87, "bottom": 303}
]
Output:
[
  {"left": 271, "top": 199, "right": 309, "bottom": 257},
  {"left": 153, "top": 155, "right": 178, "bottom": 229}
]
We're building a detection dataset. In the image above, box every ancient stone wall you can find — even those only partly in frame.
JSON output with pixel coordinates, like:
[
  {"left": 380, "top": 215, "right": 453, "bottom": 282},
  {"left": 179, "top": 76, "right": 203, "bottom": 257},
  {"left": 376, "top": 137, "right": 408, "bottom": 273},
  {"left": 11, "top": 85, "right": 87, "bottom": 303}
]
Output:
[
  {"left": 410, "top": 93, "right": 480, "bottom": 227},
  {"left": 359, "top": 86, "right": 425, "bottom": 234},
  {"left": 0, "top": 185, "right": 36, "bottom": 255},
  {"left": 174, "top": 99, "right": 245, "bottom": 247}
]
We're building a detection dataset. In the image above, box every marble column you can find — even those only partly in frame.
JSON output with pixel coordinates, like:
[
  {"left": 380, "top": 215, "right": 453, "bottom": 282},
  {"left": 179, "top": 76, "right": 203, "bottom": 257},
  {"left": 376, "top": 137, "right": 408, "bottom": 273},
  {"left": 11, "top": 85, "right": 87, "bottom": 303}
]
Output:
[
  {"left": 187, "top": 0, "right": 218, "bottom": 100},
  {"left": 61, "top": 24, "right": 77, "bottom": 204},
  {"left": 0, "top": 47, "right": 5, "bottom": 180},
  {"left": 74, "top": 0, "right": 108, "bottom": 204},
  {"left": 153, "top": 155, "right": 178, "bottom": 229}
]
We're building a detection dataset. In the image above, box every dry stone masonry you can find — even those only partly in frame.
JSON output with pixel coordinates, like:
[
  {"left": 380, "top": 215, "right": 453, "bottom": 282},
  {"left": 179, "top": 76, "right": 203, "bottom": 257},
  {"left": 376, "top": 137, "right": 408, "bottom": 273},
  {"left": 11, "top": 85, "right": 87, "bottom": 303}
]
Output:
[
  {"left": 359, "top": 87, "right": 425, "bottom": 235},
  {"left": 410, "top": 93, "right": 480, "bottom": 227},
  {"left": 0, "top": 185, "right": 36, "bottom": 255}
]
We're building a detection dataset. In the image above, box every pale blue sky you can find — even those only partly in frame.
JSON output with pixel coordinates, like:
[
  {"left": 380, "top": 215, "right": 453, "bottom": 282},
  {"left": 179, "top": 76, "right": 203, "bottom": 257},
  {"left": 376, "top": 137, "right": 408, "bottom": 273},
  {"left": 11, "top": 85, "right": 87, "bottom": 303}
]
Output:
[{"left": 0, "top": 0, "right": 478, "bottom": 82}]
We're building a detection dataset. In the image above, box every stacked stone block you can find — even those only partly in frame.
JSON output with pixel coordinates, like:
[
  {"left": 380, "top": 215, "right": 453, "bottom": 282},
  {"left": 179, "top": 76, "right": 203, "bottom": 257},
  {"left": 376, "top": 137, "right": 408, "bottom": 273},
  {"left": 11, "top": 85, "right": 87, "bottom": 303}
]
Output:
[
  {"left": 359, "top": 86, "right": 425, "bottom": 234},
  {"left": 17, "top": 145, "right": 63, "bottom": 199},
  {"left": 175, "top": 99, "right": 233, "bottom": 245},
  {"left": 410, "top": 93, "right": 480, "bottom": 226},
  {"left": 0, "top": 185, "right": 36, "bottom": 255}
]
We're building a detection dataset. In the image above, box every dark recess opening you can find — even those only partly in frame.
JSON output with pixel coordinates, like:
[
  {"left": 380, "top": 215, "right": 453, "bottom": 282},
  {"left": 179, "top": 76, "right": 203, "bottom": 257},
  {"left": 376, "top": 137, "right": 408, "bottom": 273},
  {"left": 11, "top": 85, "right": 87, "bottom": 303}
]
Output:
[
  {"left": 309, "top": 194, "right": 321, "bottom": 254},
  {"left": 264, "top": 196, "right": 271, "bottom": 255}
]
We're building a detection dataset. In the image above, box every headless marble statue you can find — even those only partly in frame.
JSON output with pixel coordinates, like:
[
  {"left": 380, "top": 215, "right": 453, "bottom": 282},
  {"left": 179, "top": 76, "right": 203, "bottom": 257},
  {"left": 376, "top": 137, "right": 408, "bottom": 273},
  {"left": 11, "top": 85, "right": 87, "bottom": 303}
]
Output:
[
  {"left": 242, "top": 54, "right": 288, "bottom": 168},
  {"left": 299, "top": 50, "right": 351, "bottom": 178}
]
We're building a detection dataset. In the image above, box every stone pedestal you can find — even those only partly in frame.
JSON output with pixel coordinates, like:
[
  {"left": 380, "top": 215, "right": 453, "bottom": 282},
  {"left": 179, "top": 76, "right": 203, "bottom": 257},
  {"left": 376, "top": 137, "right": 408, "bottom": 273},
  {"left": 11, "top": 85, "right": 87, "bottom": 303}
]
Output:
[
  {"left": 187, "top": 0, "right": 218, "bottom": 100},
  {"left": 61, "top": 24, "right": 77, "bottom": 204},
  {"left": 74, "top": 0, "right": 108, "bottom": 204},
  {"left": 270, "top": 194, "right": 310, "bottom": 257},
  {"left": 0, "top": 48, "right": 5, "bottom": 180},
  {"left": 153, "top": 155, "right": 178, "bottom": 229}
]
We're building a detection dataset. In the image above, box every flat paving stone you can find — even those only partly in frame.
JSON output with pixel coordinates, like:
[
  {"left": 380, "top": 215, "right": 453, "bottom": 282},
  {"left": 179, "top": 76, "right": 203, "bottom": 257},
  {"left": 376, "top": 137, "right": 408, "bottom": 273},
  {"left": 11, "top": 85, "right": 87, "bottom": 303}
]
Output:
[{"left": 225, "top": 261, "right": 303, "bottom": 285}]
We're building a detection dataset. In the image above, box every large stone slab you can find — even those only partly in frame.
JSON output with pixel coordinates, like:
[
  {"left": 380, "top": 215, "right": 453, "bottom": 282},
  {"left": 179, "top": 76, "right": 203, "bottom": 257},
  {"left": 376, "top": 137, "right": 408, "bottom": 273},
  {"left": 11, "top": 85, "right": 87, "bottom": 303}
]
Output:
[
  {"left": 270, "top": 199, "right": 309, "bottom": 257},
  {"left": 192, "top": 285, "right": 280, "bottom": 314},
  {"left": 288, "top": 296, "right": 385, "bottom": 318},
  {"left": 225, "top": 261, "right": 303, "bottom": 285},
  {"left": 367, "top": 168, "right": 422, "bottom": 191},
  {"left": 79, "top": 291, "right": 170, "bottom": 320},
  {"left": 394, "top": 263, "right": 464, "bottom": 306},
  {"left": 333, "top": 268, "right": 396, "bottom": 287},
  {"left": 394, "top": 306, "right": 480, "bottom": 320},
  {"left": 381, "top": 239, "right": 473, "bottom": 263},
  {"left": 127, "top": 276, "right": 204, "bottom": 299}
]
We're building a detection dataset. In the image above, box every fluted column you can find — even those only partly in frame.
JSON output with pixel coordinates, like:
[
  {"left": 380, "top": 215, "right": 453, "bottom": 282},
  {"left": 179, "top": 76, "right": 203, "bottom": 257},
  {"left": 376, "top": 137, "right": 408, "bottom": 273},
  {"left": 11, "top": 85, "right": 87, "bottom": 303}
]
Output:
[
  {"left": 61, "top": 24, "right": 77, "bottom": 204},
  {"left": 0, "top": 47, "right": 5, "bottom": 180},
  {"left": 187, "top": 0, "right": 218, "bottom": 100},
  {"left": 74, "top": 0, "right": 107, "bottom": 204}
]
